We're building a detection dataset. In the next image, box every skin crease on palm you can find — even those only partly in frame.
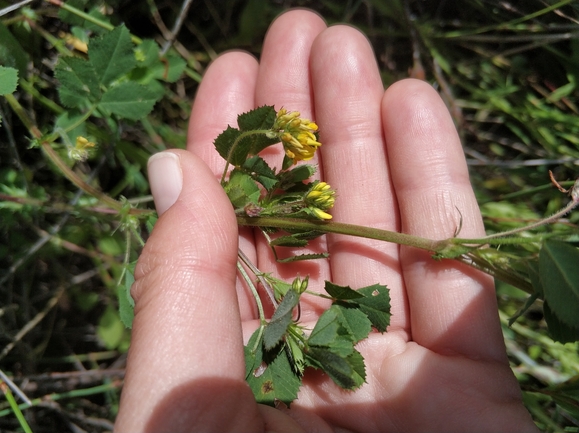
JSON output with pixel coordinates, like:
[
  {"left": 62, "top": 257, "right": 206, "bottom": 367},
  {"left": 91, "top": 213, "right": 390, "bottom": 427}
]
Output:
[{"left": 114, "top": 9, "right": 541, "bottom": 433}]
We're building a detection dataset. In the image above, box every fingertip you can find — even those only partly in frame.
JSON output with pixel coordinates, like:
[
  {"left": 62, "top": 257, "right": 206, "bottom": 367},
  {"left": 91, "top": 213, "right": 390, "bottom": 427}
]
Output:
[{"left": 148, "top": 151, "right": 183, "bottom": 216}]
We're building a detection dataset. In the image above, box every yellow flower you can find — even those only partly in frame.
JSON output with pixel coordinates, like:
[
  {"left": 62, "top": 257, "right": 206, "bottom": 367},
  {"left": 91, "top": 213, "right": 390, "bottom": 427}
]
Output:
[
  {"left": 69, "top": 136, "right": 96, "bottom": 161},
  {"left": 273, "top": 108, "right": 322, "bottom": 163},
  {"left": 305, "top": 181, "right": 335, "bottom": 220}
]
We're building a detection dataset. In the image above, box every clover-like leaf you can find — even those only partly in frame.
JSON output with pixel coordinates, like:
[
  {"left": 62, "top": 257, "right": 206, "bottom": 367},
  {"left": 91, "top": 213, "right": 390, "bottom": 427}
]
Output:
[
  {"left": 305, "top": 347, "right": 365, "bottom": 390},
  {"left": 0, "top": 66, "right": 18, "bottom": 95}
]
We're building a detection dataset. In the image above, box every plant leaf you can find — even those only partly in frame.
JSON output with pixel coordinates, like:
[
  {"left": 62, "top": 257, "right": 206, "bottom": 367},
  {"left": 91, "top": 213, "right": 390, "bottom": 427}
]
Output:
[
  {"left": 236, "top": 105, "right": 280, "bottom": 155},
  {"left": 242, "top": 156, "right": 278, "bottom": 190},
  {"left": 245, "top": 336, "right": 301, "bottom": 407},
  {"left": 539, "top": 240, "right": 579, "bottom": 328},
  {"left": 89, "top": 24, "right": 136, "bottom": 86},
  {"left": 324, "top": 281, "right": 365, "bottom": 300},
  {"left": 55, "top": 56, "right": 101, "bottom": 107},
  {"left": 263, "top": 289, "right": 300, "bottom": 350},
  {"left": 223, "top": 170, "right": 261, "bottom": 209},
  {"left": 0, "top": 66, "right": 18, "bottom": 95},
  {"left": 305, "top": 347, "right": 365, "bottom": 390},
  {"left": 214, "top": 126, "right": 249, "bottom": 166},
  {"left": 99, "top": 81, "right": 163, "bottom": 120},
  {"left": 333, "top": 305, "right": 372, "bottom": 343},
  {"left": 347, "top": 284, "right": 391, "bottom": 332},
  {"left": 543, "top": 301, "right": 579, "bottom": 344}
]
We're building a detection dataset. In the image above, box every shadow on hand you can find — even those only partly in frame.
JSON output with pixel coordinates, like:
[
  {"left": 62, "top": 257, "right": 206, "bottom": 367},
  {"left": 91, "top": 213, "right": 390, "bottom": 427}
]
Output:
[{"left": 143, "top": 377, "right": 259, "bottom": 433}]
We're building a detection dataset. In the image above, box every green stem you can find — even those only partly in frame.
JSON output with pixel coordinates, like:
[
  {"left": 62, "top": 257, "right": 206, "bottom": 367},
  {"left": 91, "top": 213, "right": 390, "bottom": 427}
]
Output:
[
  {"left": 236, "top": 216, "right": 445, "bottom": 252},
  {"left": 0, "top": 382, "right": 33, "bottom": 433},
  {"left": 236, "top": 260, "right": 266, "bottom": 325}
]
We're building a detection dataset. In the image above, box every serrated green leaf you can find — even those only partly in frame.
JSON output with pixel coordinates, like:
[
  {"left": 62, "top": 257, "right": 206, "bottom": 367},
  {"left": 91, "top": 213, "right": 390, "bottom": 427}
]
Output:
[
  {"left": 99, "top": 81, "right": 163, "bottom": 120},
  {"left": 539, "top": 240, "right": 579, "bottom": 328},
  {"left": 243, "top": 156, "right": 278, "bottom": 190},
  {"left": 236, "top": 106, "right": 280, "bottom": 155},
  {"left": 544, "top": 301, "right": 579, "bottom": 343},
  {"left": 89, "top": 25, "right": 136, "bottom": 86},
  {"left": 223, "top": 170, "right": 260, "bottom": 209},
  {"left": 55, "top": 56, "right": 101, "bottom": 107},
  {"left": 269, "top": 235, "right": 309, "bottom": 247},
  {"left": 238, "top": 105, "right": 276, "bottom": 131},
  {"left": 333, "top": 305, "right": 372, "bottom": 343},
  {"left": 325, "top": 281, "right": 365, "bottom": 300},
  {"left": 0, "top": 66, "right": 18, "bottom": 95},
  {"left": 307, "top": 306, "right": 357, "bottom": 348},
  {"left": 275, "top": 252, "right": 329, "bottom": 263},
  {"left": 214, "top": 126, "right": 248, "bottom": 166},
  {"left": 305, "top": 347, "right": 365, "bottom": 390},
  {"left": 246, "top": 344, "right": 301, "bottom": 407},
  {"left": 263, "top": 289, "right": 300, "bottom": 350},
  {"left": 350, "top": 284, "right": 391, "bottom": 332}
]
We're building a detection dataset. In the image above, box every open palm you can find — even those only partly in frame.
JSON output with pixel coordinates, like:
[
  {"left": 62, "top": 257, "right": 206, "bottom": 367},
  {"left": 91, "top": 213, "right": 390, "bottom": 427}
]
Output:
[{"left": 115, "top": 9, "right": 538, "bottom": 433}]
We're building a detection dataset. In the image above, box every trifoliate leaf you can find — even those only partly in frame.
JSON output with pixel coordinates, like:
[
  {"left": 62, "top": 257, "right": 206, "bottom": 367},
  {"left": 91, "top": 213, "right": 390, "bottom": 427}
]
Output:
[
  {"left": 223, "top": 170, "right": 260, "bottom": 209},
  {"left": 539, "top": 240, "right": 579, "bottom": 328},
  {"left": 89, "top": 25, "right": 136, "bottom": 86},
  {"left": 55, "top": 56, "right": 101, "bottom": 107},
  {"left": 0, "top": 66, "right": 18, "bottom": 95},
  {"left": 324, "top": 281, "right": 365, "bottom": 300},
  {"left": 305, "top": 347, "right": 365, "bottom": 390},
  {"left": 263, "top": 289, "right": 300, "bottom": 350},
  {"left": 349, "top": 284, "right": 391, "bottom": 332},
  {"left": 243, "top": 156, "right": 278, "bottom": 191},
  {"left": 99, "top": 81, "right": 163, "bottom": 120}
]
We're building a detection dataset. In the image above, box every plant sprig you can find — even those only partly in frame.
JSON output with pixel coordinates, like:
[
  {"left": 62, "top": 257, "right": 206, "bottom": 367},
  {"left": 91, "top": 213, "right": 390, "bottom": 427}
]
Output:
[{"left": 214, "top": 105, "right": 579, "bottom": 404}]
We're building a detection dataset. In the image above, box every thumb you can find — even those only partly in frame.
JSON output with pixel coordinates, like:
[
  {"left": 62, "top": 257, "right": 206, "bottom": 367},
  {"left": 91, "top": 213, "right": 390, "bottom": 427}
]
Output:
[{"left": 116, "top": 150, "right": 261, "bottom": 432}]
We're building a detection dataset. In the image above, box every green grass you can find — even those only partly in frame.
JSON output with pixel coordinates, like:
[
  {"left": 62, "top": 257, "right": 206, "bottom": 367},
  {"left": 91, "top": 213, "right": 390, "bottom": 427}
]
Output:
[{"left": 1, "top": 0, "right": 578, "bottom": 431}]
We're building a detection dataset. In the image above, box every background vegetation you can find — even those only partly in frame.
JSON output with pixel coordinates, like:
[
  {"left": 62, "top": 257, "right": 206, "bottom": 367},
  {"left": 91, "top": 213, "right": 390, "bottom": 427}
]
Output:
[{"left": 1, "top": 0, "right": 578, "bottom": 431}]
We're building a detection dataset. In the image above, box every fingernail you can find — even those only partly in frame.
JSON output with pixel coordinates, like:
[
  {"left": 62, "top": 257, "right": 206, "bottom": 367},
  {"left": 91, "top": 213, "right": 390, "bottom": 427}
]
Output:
[{"left": 148, "top": 152, "right": 183, "bottom": 216}]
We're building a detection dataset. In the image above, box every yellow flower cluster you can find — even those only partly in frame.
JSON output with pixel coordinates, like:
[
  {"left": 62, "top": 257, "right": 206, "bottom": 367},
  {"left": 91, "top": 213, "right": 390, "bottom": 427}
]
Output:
[
  {"left": 305, "top": 181, "right": 335, "bottom": 220},
  {"left": 273, "top": 108, "right": 322, "bottom": 163}
]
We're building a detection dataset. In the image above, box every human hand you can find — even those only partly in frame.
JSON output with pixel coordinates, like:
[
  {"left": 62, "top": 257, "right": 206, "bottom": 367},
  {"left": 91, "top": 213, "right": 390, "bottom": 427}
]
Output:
[{"left": 115, "top": 9, "right": 539, "bottom": 433}]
